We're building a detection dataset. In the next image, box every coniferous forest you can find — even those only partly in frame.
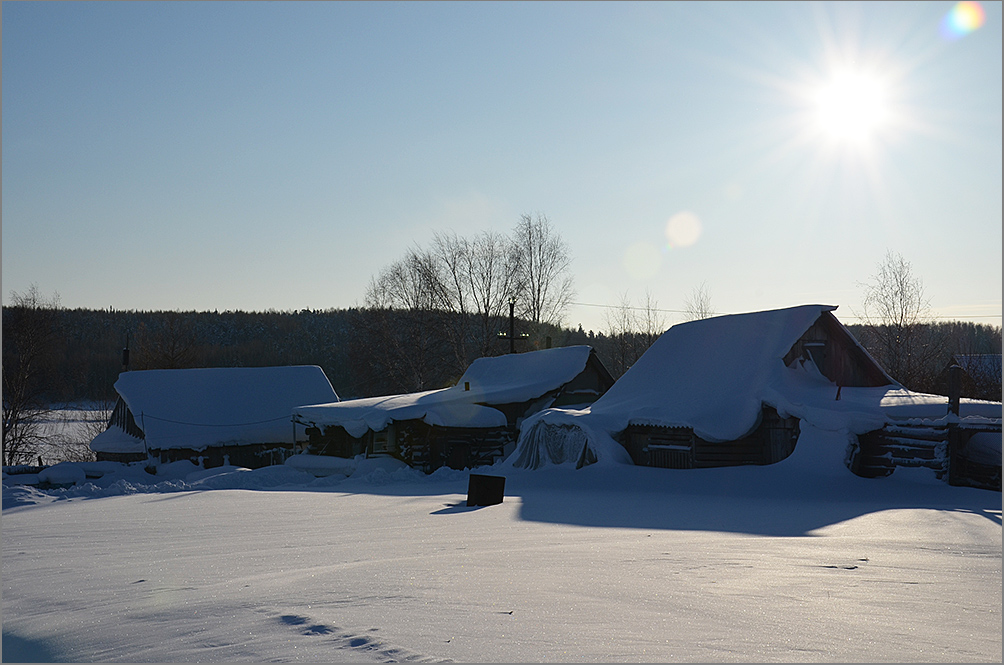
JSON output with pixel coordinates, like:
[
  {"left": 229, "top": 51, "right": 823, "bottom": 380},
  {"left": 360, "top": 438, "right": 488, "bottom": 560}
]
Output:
[{"left": 6, "top": 304, "right": 1001, "bottom": 405}]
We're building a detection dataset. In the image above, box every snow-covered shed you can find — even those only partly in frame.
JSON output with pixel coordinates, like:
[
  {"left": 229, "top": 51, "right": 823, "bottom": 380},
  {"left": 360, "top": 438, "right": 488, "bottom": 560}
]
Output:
[
  {"left": 293, "top": 345, "right": 614, "bottom": 472},
  {"left": 935, "top": 353, "right": 1003, "bottom": 402},
  {"left": 90, "top": 366, "right": 339, "bottom": 468},
  {"left": 511, "top": 304, "right": 1001, "bottom": 485}
]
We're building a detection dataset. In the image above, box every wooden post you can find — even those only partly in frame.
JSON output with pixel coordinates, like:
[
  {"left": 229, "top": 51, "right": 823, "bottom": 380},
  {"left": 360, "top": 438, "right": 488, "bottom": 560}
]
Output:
[
  {"left": 946, "top": 364, "right": 962, "bottom": 485},
  {"left": 122, "top": 332, "right": 130, "bottom": 372},
  {"left": 508, "top": 298, "right": 516, "bottom": 354},
  {"left": 948, "top": 364, "right": 961, "bottom": 417}
]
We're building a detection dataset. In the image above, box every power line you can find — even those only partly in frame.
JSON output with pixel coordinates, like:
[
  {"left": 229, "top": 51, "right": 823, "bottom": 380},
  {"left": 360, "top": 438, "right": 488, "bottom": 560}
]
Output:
[
  {"left": 142, "top": 414, "right": 291, "bottom": 427},
  {"left": 568, "top": 301, "right": 1002, "bottom": 320},
  {"left": 570, "top": 301, "right": 690, "bottom": 314}
]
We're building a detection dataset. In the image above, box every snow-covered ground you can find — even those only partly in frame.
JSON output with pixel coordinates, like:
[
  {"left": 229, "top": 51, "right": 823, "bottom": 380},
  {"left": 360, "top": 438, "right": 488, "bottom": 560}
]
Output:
[{"left": 3, "top": 423, "right": 1000, "bottom": 663}]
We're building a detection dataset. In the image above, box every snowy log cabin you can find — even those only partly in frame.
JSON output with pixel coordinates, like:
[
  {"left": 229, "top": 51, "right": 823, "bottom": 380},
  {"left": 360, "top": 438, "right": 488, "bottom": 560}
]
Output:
[
  {"left": 89, "top": 366, "right": 340, "bottom": 468},
  {"left": 511, "top": 305, "right": 1001, "bottom": 489},
  {"left": 292, "top": 345, "right": 614, "bottom": 473}
]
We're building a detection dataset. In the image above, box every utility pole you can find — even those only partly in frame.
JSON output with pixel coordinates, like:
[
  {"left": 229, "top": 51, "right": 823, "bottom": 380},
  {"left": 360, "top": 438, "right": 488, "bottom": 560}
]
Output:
[
  {"left": 498, "top": 297, "right": 528, "bottom": 354},
  {"left": 122, "top": 332, "right": 131, "bottom": 372},
  {"left": 508, "top": 298, "right": 515, "bottom": 354}
]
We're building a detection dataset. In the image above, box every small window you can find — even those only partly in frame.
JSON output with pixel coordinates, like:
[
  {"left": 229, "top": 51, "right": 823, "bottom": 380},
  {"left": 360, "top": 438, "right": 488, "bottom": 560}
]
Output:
[{"left": 370, "top": 425, "right": 396, "bottom": 455}]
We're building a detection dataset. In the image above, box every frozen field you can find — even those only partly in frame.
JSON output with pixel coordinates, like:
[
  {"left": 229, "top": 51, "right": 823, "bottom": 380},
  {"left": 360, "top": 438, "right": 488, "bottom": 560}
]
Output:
[{"left": 3, "top": 424, "right": 1001, "bottom": 663}]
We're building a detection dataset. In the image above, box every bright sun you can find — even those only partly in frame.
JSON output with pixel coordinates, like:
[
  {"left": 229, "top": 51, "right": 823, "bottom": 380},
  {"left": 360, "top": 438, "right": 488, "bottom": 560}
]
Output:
[{"left": 812, "top": 70, "right": 890, "bottom": 145}]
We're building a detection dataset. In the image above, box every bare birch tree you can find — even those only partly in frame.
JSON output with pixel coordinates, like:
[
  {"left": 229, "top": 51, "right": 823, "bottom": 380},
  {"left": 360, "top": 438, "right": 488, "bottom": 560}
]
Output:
[
  {"left": 604, "top": 293, "right": 641, "bottom": 377},
  {"left": 858, "top": 250, "right": 944, "bottom": 388},
  {"left": 637, "top": 289, "right": 668, "bottom": 347},
  {"left": 3, "top": 285, "right": 63, "bottom": 466},
  {"left": 683, "top": 282, "right": 715, "bottom": 321},
  {"left": 513, "top": 213, "right": 575, "bottom": 328},
  {"left": 465, "top": 230, "right": 523, "bottom": 356},
  {"left": 604, "top": 290, "right": 667, "bottom": 377},
  {"left": 362, "top": 248, "right": 455, "bottom": 391}
]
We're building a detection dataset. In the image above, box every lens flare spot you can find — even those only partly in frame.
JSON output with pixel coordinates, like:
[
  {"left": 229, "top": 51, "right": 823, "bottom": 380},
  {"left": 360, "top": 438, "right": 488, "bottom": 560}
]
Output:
[
  {"left": 665, "top": 211, "right": 702, "bottom": 248},
  {"left": 623, "top": 242, "right": 662, "bottom": 280},
  {"left": 941, "top": 1, "right": 985, "bottom": 40}
]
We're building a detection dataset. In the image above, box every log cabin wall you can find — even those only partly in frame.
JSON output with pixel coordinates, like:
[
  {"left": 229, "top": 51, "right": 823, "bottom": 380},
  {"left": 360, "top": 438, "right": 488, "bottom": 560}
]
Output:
[
  {"left": 620, "top": 407, "right": 800, "bottom": 470},
  {"left": 152, "top": 441, "right": 296, "bottom": 469}
]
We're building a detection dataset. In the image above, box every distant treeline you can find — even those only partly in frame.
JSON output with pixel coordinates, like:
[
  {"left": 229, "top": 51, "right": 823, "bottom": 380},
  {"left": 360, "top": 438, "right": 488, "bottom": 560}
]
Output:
[
  {"left": 7, "top": 306, "right": 1003, "bottom": 405},
  {"left": 33, "top": 307, "right": 581, "bottom": 403}
]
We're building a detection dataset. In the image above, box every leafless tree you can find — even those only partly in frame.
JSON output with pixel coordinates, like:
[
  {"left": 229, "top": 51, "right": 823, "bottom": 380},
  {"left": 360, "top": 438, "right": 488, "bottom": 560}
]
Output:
[
  {"left": 604, "top": 293, "right": 639, "bottom": 377},
  {"left": 604, "top": 290, "right": 667, "bottom": 377},
  {"left": 366, "top": 247, "right": 446, "bottom": 312},
  {"left": 429, "top": 232, "right": 476, "bottom": 368},
  {"left": 363, "top": 249, "right": 457, "bottom": 391},
  {"left": 361, "top": 214, "right": 576, "bottom": 386},
  {"left": 513, "top": 213, "right": 575, "bottom": 328},
  {"left": 465, "top": 230, "right": 523, "bottom": 356},
  {"left": 2, "top": 285, "right": 62, "bottom": 466},
  {"left": 683, "top": 282, "right": 715, "bottom": 321},
  {"left": 858, "top": 250, "right": 945, "bottom": 388},
  {"left": 430, "top": 232, "right": 472, "bottom": 316},
  {"left": 637, "top": 289, "right": 668, "bottom": 347}
]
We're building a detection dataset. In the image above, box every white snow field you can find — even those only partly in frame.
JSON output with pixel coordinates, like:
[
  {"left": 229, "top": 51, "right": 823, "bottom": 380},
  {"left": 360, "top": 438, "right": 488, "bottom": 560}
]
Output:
[{"left": 3, "top": 424, "right": 1001, "bottom": 663}]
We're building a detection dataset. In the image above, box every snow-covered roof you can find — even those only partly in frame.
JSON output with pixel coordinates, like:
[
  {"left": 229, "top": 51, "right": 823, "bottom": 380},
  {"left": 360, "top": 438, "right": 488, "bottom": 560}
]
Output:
[
  {"left": 586, "top": 304, "right": 852, "bottom": 441},
  {"left": 295, "top": 389, "right": 508, "bottom": 438},
  {"left": 512, "top": 305, "right": 1002, "bottom": 468},
  {"left": 92, "top": 366, "right": 339, "bottom": 452},
  {"left": 294, "top": 345, "right": 597, "bottom": 437},
  {"left": 952, "top": 354, "right": 1002, "bottom": 380},
  {"left": 89, "top": 427, "right": 146, "bottom": 455},
  {"left": 457, "top": 345, "right": 594, "bottom": 404}
]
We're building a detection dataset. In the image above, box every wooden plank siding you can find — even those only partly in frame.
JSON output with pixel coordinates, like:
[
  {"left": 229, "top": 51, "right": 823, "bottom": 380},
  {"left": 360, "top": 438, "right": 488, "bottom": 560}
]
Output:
[
  {"left": 153, "top": 442, "right": 297, "bottom": 469},
  {"left": 302, "top": 348, "right": 615, "bottom": 473},
  {"left": 620, "top": 407, "right": 800, "bottom": 469},
  {"left": 782, "top": 310, "right": 891, "bottom": 388},
  {"left": 551, "top": 352, "right": 616, "bottom": 408},
  {"left": 305, "top": 421, "right": 513, "bottom": 474},
  {"left": 108, "top": 397, "right": 145, "bottom": 439},
  {"left": 398, "top": 423, "right": 513, "bottom": 473}
]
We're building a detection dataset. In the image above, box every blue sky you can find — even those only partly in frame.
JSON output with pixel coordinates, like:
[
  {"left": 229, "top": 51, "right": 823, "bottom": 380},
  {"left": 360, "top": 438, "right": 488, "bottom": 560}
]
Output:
[{"left": 3, "top": 1, "right": 1001, "bottom": 332}]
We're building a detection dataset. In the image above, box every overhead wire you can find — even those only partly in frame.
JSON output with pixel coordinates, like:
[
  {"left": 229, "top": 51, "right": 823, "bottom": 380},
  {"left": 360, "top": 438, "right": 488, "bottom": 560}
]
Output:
[{"left": 568, "top": 301, "right": 1002, "bottom": 320}]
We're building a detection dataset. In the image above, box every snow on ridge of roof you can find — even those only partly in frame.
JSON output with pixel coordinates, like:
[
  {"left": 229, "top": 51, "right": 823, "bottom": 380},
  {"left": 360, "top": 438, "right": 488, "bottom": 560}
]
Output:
[
  {"left": 293, "top": 346, "right": 597, "bottom": 437},
  {"left": 111, "top": 366, "right": 339, "bottom": 451},
  {"left": 584, "top": 304, "right": 838, "bottom": 441}
]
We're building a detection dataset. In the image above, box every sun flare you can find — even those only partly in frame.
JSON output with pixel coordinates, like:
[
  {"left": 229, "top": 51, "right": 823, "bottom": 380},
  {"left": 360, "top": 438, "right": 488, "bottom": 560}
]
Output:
[{"left": 812, "top": 70, "right": 890, "bottom": 144}]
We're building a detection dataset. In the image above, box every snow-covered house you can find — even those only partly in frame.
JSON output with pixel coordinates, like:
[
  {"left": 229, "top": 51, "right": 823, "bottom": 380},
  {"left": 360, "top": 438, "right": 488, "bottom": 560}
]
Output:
[
  {"left": 511, "top": 305, "right": 1001, "bottom": 488},
  {"left": 90, "top": 366, "right": 340, "bottom": 469},
  {"left": 293, "top": 345, "right": 614, "bottom": 472},
  {"left": 935, "top": 353, "right": 1002, "bottom": 402}
]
